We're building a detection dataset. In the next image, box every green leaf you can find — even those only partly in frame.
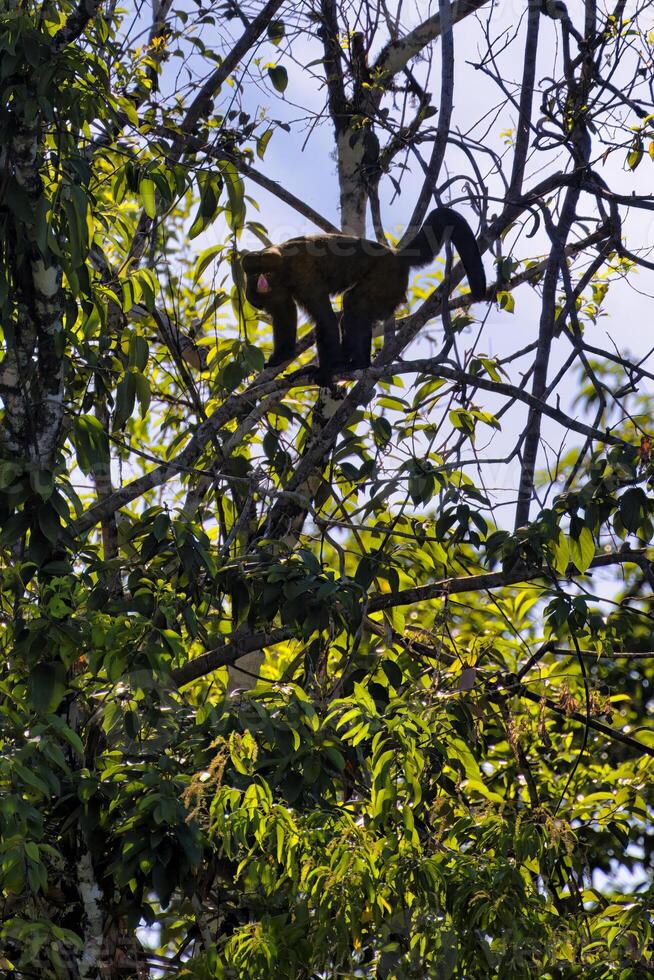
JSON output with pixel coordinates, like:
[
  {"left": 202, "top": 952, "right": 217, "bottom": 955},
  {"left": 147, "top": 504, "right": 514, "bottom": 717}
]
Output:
[
  {"left": 408, "top": 473, "right": 434, "bottom": 505},
  {"left": 323, "top": 745, "right": 345, "bottom": 772},
  {"left": 478, "top": 356, "right": 502, "bottom": 382},
  {"left": 627, "top": 136, "right": 643, "bottom": 171},
  {"left": 28, "top": 662, "right": 67, "bottom": 713},
  {"left": 449, "top": 409, "right": 475, "bottom": 436},
  {"left": 68, "top": 185, "right": 90, "bottom": 265},
  {"left": 63, "top": 197, "right": 83, "bottom": 269},
  {"left": 569, "top": 526, "right": 595, "bottom": 574},
  {"left": 124, "top": 708, "right": 140, "bottom": 740},
  {"left": 267, "top": 65, "right": 288, "bottom": 93},
  {"left": 381, "top": 659, "right": 403, "bottom": 688},
  {"left": 13, "top": 762, "right": 51, "bottom": 797},
  {"left": 38, "top": 503, "right": 61, "bottom": 545},
  {"left": 48, "top": 715, "right": 84, "bottom": 757},
  {"left": 30, "top": 469, "right": 54, "bottom": 500},
  {"left": 193, "top": 244, "right": 223, "bottom": 282},
  {"left": 243, "top": 344, "right": 265, "bottom": 372},
  {"left": 355, "top": 555, "right": 377, "bottom": 590},
  {"left": 256, "top": 128, "right": 274, "bottom": 160},
  {"left": 372, "top": 416, "right": 392, "bottom": 449},
  {"left": 48, "top": 596, "right": 72, "bottom": 619},
  {"left": 119, "top": 95, "right": 139, "bottom": 128},
  {"left": 134, "top": 372, "right": 151, "bottom": 418},
  {"left": 0, "top": 511, "right": 30, "bottom": 546},
  {"left": 151, "top": 860, "right": 175, "bottom": 906},
  {"left": 221, "top": 359, "right": 247, "bottom": 391},
  {"left": 189, "top": 175, "right": 223, "bottom": 239},
  {"left": 139, "top": 176, "right": 157, "bottom": 218},
  {"left": 114, "top": 372, "right": 137, "bottom": 429},
  {"left": 550, "top": 528, "right": 570, "bottom": 575},
  {"left": 129, "top": 334, "right": 149, "bottom": 372},
  {"left": 223, "top": 163, "right": 245, "bottom": 231},
  {"left": 0, "top": 460, "right": 22, "bottom": 489},
  {"left": 497, "top": 290, "right": 515, "bottom": 313},
  {"left": 619, "top": 487, "right": 647, "bottom": 533},
  {"left": 267, "top": 20, "right": 285, "bottom": 45},
  {"left": 72, "top": 415, "right": 110, "bottom": 475}
]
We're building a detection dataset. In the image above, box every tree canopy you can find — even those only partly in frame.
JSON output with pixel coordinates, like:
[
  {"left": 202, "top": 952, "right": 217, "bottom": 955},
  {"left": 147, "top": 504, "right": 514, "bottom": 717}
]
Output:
[{"left": 0, "top": 0, "right": 652, "bottom": 977}]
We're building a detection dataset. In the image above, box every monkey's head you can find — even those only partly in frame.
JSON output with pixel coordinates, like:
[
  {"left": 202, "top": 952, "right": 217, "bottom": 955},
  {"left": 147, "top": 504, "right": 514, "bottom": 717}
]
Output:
[
  {"left": 241, "top": 248, "right": 283, "bottom": 277},
  {"left": 241, "top": 248, "right": 282, "bottom": 309},
  {"left": 242, "top": 248, "right": 287, "bottom": 311}
]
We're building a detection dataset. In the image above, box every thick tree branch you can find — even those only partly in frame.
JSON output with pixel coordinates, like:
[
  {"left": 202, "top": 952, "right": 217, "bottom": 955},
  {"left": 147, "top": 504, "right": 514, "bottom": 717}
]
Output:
[
  {"left": 398, "top": 0, "right": 455, "bottom": 249},
  {"left": 172, "top": 549, "right": 652, "bottom": 688},
  {"left": 514, "top": 183, "right": 582, "bottom": 529},
  {"left": 71, "top": 374, "right": 288, "bottom": 535},
  {"left": 319, "top": 0, "right": 348, "bottom": 133},
  {"left": 172, "top": 627, "right": 294, "bottom": 686},
  {"left": 373, "top": 0, "right": 488, "bottom": 81},
  {"left": 507, "top": 1, "right": 540, "bottom": 199},
  {"left": 367, "top": 548, "right": 649, "bottom": 612}
]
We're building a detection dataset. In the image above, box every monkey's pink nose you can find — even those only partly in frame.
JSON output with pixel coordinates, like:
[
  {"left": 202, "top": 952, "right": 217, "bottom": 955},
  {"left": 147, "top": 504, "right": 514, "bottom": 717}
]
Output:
[{"left": 257, "top": 273, "right": 271, "bottom": 293}]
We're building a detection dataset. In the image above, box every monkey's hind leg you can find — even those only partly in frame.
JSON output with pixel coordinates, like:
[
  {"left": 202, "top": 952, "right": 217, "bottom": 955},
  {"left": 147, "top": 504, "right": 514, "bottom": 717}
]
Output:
[
  {"left": 340, "top": 285, "right": 377, "bottom": 370},
  {"left": 341, "top": 279, "right": 405, "bottom": 370},
  {"left": 299, "top": 293, "right": 345, "bottom": 385}
]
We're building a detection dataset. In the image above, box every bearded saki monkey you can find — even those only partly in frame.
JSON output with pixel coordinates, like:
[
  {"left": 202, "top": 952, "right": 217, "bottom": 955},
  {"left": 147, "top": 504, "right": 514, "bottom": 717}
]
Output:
[{"left": 241, "top": 206, "right": 486, "bottom": 384}]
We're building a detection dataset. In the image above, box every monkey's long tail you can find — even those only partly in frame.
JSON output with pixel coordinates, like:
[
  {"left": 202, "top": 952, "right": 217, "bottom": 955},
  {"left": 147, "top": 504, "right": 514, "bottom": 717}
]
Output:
[{"left": 398, "top": 206, "right": 486, "bottom": 300}]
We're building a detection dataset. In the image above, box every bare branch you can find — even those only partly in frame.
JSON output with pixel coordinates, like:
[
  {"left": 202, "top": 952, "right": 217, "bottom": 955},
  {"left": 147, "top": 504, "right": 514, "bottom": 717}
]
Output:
[
  {"left": 319, "top": 0, "right": 348, "bottom": 133},
  {"left": 507, "top": 1, "right": 541, "bottom": 199},
  {"left": 373, "top": 0, "right": 489, "bottom": 81},
  {"left": 398, "top": 0, "right": 455, "bottom": 248}
]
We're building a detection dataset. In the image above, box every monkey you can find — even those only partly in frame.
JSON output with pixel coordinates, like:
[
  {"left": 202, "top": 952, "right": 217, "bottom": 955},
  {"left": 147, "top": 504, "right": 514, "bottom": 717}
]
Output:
[{"left": 241, "top": 206, "right": 486, "bottom": 385}]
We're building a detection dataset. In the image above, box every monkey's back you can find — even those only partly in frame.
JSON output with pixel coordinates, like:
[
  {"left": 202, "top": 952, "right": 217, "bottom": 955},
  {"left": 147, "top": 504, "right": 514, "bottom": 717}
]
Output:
[{"left": 276, "top": 234, "right": 402, "bottom": 296}]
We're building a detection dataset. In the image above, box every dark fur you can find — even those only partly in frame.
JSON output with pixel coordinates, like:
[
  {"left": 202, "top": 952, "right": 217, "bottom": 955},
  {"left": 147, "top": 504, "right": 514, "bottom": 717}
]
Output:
[{"left": 242, "top": 206, "right": 486, "bottom": 384}]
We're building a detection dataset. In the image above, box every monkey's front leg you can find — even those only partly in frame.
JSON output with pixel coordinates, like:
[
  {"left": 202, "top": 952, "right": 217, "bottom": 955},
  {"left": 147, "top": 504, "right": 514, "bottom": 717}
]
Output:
[
  {"left": 300, "top": 294, "right": 345, "bottom": 385},
  {"left": 268, "top": 296, "right": 298, "bottom": 367}
]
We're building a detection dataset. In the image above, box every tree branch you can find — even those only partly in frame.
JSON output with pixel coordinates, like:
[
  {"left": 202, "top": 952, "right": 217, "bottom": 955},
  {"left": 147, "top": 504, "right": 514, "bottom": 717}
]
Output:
[
  {"left": 366, "top": 548, "right": 649, "bottom": 612},
  {"left": 387, "top": 359, "right": 626, "bottom": 448},
  {"left": 53, "top": 0, "right": 102, "bottom": 51},
  {"left": 172, "top": 627, "right": 294, "bottom": 687},
  {"left": 373, "top": 0, "right": 489, "bottom": 81},
  {"left": 319, "top": 0, "right": 348, "bottom": 133},
  {"left": 507, "top": 0, "right": 541, "bottom": 199},
  {"left": 518, "top": 687, "right": 654, "bottom": 758},
  {"left": 398, "top": 0, "right": 455, "bottom": 249},
  {"left": 172, "top": 549, "right": 652, "bottom": 688},
  {"left": 71, "top": 373, "right": 289, "bottom": 535},
  {"left": 514, "top": 183, "right": 582, "bottom": 529},
  {"left": 171, "top": 0, "right": 286, "bottom": 163}
]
